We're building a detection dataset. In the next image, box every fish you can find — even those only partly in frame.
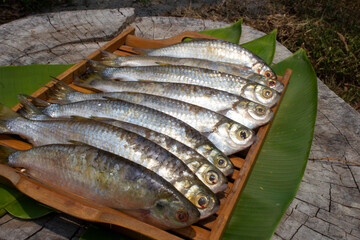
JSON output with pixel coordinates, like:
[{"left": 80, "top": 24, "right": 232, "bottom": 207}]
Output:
[
  {"left": 19, "top": 94, "right": 229, "bottom": 194},
  {"left": 0, "top": 103, "right": 219, "bottom": 219},
  {"left": 86, "top": 62, "right": 280, "bottom": 107},
  {"left": 19, "top": 97, "right": 234, "bottom": 176},
  {"left": 100, "top": 50, "right": 284, "bottom": 92},
  {"left": 98, "top": 93, "right": 256, "bottom": 155},
  {"left": 59, "top": 79, "right": 272, "bottom": 129},
  {"left": 99, "top": 119, "right": 229, "bottom": 193},
  {"left": 18, "top": 93, "right": 234, "bottom": 176},
  {"left": 140, "top": 39, "right": 277, "bottom": 80},
  {"left": 0, "top": 144, "right": 200, "bottom": 229}
]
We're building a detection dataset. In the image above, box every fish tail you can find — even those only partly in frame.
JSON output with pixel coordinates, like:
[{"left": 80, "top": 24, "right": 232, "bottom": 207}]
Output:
[
  {"left": 46, "top": 78, "right": 76, "bottom": 104},
  {"left": 17, "top": 95, "right": 48, "bottom": 118},
  {"left": 100, "top": 50, "right": 120, "bottom": 67},
  {"left": 0, "top": 144, "right": 16, "bottom": 165},
  {"left": 0, "top": 103, "right": 21, "bottom": 133},
  {"left": 86, "top": 59, "right": 109, "bottom": 72},
  {"left": 73, "top": 73, "right": 104, "bottom": 88}
]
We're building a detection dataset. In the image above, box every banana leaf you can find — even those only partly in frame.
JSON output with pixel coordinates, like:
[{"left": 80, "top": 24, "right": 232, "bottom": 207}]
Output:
[
  {"left": 0, "top": 64, "right": 72, "bottom": 108},
  {"left": 0, "top": 183, "right": 54, "bottom": 219},
  {"left": 199, "top": 19, "right": 242, "bottom": 44},
  {"left": 223, "top": 48, "right": 317, "bottom": 239},
  {"left": 0, "top": 21, "right": 317, "bottom": 240},
  {"left": 241, "top": 29, "right": 277, "bottom": 65}
]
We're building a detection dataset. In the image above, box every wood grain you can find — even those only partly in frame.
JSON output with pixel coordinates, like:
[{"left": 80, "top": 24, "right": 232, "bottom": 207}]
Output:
[{"left": 0, "top": 27, "right": 291, "bottom": 239}]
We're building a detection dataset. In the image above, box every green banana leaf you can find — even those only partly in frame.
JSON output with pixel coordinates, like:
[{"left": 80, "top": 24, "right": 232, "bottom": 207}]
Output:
[
  {"left": 199, "top": 19, "right": 242, "bottom": 44},
  {"left": 223, "top": 48, "right": 317, "bottom": 239},
  {"left": 0, "top": 20, "right": 317, "bottom": 240},
  {"left": 0, "top": 183, "right": 54, "bottom": 219},
  {"left": 241, "top": 29, "right": 278, "bottom": 65},
  {"left": 0, "top": 64, "right": 73, "bottom": 108}
]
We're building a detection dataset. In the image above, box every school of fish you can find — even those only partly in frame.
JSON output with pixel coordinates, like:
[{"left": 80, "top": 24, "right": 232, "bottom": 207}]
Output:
[{"left": 0, "top": 39, "right": 282, "bottom": 229}]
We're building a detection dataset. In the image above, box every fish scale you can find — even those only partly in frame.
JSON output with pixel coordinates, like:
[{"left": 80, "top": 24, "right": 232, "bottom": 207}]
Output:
[
  {"left": 100, "top": 119, "right": 229, "bottom": 193},
  {"left": 145, "top": 39, "right": 277, "bottom": 80},
  {"left": 42, "top": 99, "right": 233, "bottom": 176},
  {"left": 2, "top": 115, "right": 218, "bottom": 219},
  {"left": 5, "top": 144, "right": 200, "bottom": 229},
  {"left": 98, "top": 93, "right": 256, "bottom": 155},
  {"left": 99, "top": 52, "right": 283, "bottom": 93},
  {"left": 70, "top": 80, "right": 272, "bottom": 129},
  {"left": 94, "top": 64, "right": 279, "bottom": 107}
]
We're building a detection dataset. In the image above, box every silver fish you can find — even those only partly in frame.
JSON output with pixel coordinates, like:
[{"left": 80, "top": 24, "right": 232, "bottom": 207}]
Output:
[
  {"left": 87, "top": 63, "right": 280, "bottom": 107},
  {"left": 100, "top": 51, "right": 283, "bottom": 92},
  {"left": 17, "top": 98, "right": 233, "bottom": 176},
  {"left": 100, "top": 93, "right": 256, "bottom": 155},
  {"left": 0, "top": 104, "right": 219, "bottom": 219},
  {"left": 100, "top": 119, "right": 228, "bottom": 193},
  {"left": 17, "top": 95, "right": 228, "bottom": 193},
  {"left": 0, "top": 144, "right": 200, "bottom": 229},
  {"left": 64, "top": 80, "right": 272, "bottom": 129},
  {"left": 144, "top": 39, "right": 277, "bottom": 80}
]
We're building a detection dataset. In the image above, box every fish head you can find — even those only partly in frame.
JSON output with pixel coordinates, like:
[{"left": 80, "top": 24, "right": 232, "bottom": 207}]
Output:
[
  {"left": 266, "top": 78, "right": 284, "bottom": 92},
  {"left": 150, "top": 197, "right": 200, "bottom": 229},
  {"left": 250, "top": 75, "right": 284, "bottom": 93},
  {"left": 185, "top": 183, "right": 220, "bottom": 219},
  {"left": 193, "top": 162, "right": 228, "bottom": 193},
  {"left": 225, "top": 122, "right": 256, "bottom": 149},
  {"left": 206, "top": 147, "right": 233, "bottom": 176},
  {"left": 243, "top": 84, "right": 279, "bottom": 107},
  {"left": 245, "top": 102, "right": 273, "bottom": 124},
  {"left": 252, "top": 62, "right": 277, "bottom": 80},
  {"left": 230, "top": 100, "right": 272, "bottom": 128}
]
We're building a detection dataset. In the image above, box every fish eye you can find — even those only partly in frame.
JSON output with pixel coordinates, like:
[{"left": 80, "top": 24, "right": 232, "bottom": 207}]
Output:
[
  {"left": 268, "top": 80, "right": 277, "bottom": 87},
  {"left": 238, "top": 130, "right": 248, "bottom": 140},
  {"left": 255, "top": 106, "right": 266, "bottom": 116},
  {"left": 195, "top": 195, "right": 209, "bottom": 209},
  {"left": 262, "top": 89, "right": 273, "bottom": 98},
  {"left": 265, "top": 71, "right": 273, "bottom": 78},
  {"left": 217, "top": 156, "right": 228, "bottom": 168},
  {"left": 205, "top": 171, "right": 219, "bottom": 185},
  {"left": 176, "top": 209, "right": 189, "bottom": 222}
]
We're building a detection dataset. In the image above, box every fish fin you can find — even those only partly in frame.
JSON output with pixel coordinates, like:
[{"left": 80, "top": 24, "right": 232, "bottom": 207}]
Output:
[
  {"left": 0, "top": 103, "right": 21, "bottom": 133},
  {"left": 46, "top": 77, "right": 77, "bottom": 104},
  {"left": 100, "top": 50, "right": 120, "bottom": 67},
  {"left": 154, "top": 61, "right": 172, "bottom": 66},
  {"left": 201, "top": 132, "right": 212, "bottom": 138},
  {"left": 18, "top": 94, "right": 50, "bottom": 108},
  {"left": 73, "top": 74, "right": 105, "bottom": 88},
  {"left": 86, "top": 59, "right": 110, "bottom": 72},
  {"left": 0, "top": 144, "right": 16, "bottom": 165},
  {"left": 17, "top": 95, "right": 49, "bottom": 120},
  {"left": 70, "top": 115, "right": 90, "bottom": 121},
  {"left": 131, "top": 48, "right": 151, "bottom": 56},
  {"left": 217, "top": 108, "right": 231, "bottom": 115},
  {"left": 67, "top": 140, "right": 88, "bottom": 146}
]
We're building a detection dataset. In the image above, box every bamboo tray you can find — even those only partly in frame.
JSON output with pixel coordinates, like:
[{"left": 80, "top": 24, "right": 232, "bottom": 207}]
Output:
[{"left": 0, "top": 27, "right": 292, "bottom": 240}]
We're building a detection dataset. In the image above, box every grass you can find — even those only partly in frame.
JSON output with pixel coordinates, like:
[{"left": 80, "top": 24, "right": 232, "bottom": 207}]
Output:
[{"left": 168, "top": 0, "right": 360, "bottom": 111}]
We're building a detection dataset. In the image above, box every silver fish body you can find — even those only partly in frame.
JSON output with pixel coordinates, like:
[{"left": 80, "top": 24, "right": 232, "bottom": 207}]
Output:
[
  {"left": 7, "top": 144, "right": 200, "bottom": 229},
  {"left": 92, "top": 65, "right": 279, "bottom": 107},
  {"left": 145, "top": 39, "right": 277, "bottom": 80},
  {"left": 99, "top": 93, "right": 256, "bottom": 155},
  {"left": 40, "top": 100, "right": 233, "bottom": 176},
  {"left": 1, "top": 116, "right": 219, "bottom": 219},
  {"left": 69, "top": 81, "right": 272, "bottom": 129},
  {"left": 100, "top": 119, "right": 228, "bottom": 193},
  {"left": 100, "top": 52, "right": 283, "bottom": 92}
]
